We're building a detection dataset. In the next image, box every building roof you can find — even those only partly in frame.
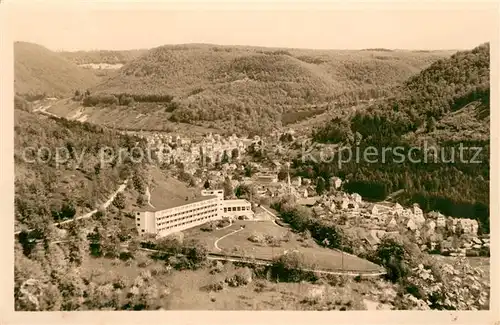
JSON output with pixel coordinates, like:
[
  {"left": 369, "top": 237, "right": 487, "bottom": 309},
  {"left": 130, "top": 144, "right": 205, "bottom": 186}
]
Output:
[
  {"left": 224, "top": 199, "right": 251, "bottom": 205},
  {"left": 297, "top": 197, "right": 319, "bottom": 206}
]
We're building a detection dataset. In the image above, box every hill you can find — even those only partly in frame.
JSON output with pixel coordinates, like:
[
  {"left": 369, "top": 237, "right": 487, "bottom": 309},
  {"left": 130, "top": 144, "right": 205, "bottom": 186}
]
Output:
[
  {"left": 14, "top": 42, "right": 100, "bottom": 98},
  {"left": 14, "top": 107, "right": 150, "bottom": 232},
  {"left": 91, "top": 44, "right": 452, "bottom": 133},
  {"left": 308, "top": 43, "right": 490, "bottom": 231}
]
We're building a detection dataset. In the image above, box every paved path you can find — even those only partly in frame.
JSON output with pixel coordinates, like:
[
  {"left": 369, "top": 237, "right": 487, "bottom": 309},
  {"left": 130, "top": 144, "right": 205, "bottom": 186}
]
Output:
[
  {"left": 214, "top": 226, "right": 244, "bottom": 252},
  {"left": 15, "top": 179, "right": 129, "bottom": 235},
  {"left": 145, "top": 186, "right": 155, "bottom": 209}
]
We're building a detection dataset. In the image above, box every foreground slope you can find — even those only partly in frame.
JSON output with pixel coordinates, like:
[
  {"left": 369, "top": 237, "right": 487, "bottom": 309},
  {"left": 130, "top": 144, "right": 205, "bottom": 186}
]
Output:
[
  {"left": 93, "top": 44, "right": 452, "bottom": 133},
  {"left": 309, "top": 43, "right": 490, "bottom": 230},
  {"left": 14, "top": 107, "right": 148, "bottom": 231},
  {"left": 14, "top": 42, "right": 100, "bottom": 98}
]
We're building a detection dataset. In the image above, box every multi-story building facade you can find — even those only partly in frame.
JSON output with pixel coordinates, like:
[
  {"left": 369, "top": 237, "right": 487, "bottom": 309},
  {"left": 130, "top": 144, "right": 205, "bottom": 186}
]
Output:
[{"left": 135, "top": 189, "right": 253, "bottom": 238}]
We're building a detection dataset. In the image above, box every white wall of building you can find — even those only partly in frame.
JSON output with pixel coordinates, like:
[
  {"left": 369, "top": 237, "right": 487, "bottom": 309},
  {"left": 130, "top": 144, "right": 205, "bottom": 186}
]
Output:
[
  {"left": 136, "top": 197, "right": 221, "bottom": 238},
  {"left": 136, "top": 189, "right": 259, "bottom": 237},
  {"left": 223, "top": 199, "right": 254, "bottom": 220}
]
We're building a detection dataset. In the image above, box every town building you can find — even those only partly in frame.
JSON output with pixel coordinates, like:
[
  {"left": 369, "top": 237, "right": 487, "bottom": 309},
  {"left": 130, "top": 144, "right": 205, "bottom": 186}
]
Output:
[
  {"left": 135, "top": 189, "right": 253, "bottom": 238},
  {"left": 255, "top": 174, "right": 278, "bottom": 184}
]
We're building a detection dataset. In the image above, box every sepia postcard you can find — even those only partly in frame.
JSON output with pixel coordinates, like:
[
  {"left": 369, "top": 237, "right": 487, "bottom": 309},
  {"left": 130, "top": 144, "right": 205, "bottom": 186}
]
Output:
[{"left": 0, "top": 1, "right": 498, "bottom": 324}]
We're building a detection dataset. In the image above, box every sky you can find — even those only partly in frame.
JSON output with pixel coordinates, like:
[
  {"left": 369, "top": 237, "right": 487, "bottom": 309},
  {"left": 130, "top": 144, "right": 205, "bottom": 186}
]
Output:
[{"left": 5, "top": 1, "right": 498, "bottom": 52}]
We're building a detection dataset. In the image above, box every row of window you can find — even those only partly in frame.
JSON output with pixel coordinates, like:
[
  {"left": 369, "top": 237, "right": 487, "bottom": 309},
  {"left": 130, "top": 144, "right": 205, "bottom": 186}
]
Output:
[
  {"left": 157, "top": 208, "right": 217, "bottom": 225},
  {"left": 157, "top": 203, "right": 218, "bottom": 220},
  {"left": 224, "top": 206, "right": 251, "bottom": 212},
  {"left": 159, "top": 214, "right": 217, "bottom": 231}
]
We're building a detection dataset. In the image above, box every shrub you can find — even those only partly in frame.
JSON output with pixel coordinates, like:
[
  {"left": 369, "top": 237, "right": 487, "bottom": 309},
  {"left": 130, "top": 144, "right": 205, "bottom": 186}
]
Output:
[
  {"left": 112, "top": 192, "right": 126, "bottom": 210},
  {"left": 119, "top": 251, "right": 134, "bottom": 261},
  {"left": 119, "top": 95, "right": 135, "bottom": 106},
  {"left": 270, "top": 251, "right": 317, "bottom": 282}
]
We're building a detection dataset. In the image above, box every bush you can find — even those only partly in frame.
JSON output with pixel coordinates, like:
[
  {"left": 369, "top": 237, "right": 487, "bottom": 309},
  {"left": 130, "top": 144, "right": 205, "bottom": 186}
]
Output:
[
  {"left": 119, "top": 95, "right": 135, "bottom": 106},
  {"left": 216, "top": 219, "right": 231, "bottom": 228},
  {"left": 478, "top": 247, "right": 490, "bottom": 257},
  {"left": 119, "top": 251, "right": 134, "bottom": 261},
  {"left": 406, "top": 284, "right": 423, "bottom": 299},
  {"left": 113, "top": 276, "right": 127, "bottom": 289},
  {"left": 226, "top": 267, "right": 253, "bottom": 287},
  {"left": 270, "top": 251, "right": 317, "bottom": 282}
]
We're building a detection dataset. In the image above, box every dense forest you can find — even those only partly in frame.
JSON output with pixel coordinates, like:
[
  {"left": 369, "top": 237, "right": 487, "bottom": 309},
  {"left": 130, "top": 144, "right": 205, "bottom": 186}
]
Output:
[
  {"left": 94, "top": 44, "right": 451, "bottom": 134},
  {"left": 309, "top": 43, "right": 490, "bottom": 232}
]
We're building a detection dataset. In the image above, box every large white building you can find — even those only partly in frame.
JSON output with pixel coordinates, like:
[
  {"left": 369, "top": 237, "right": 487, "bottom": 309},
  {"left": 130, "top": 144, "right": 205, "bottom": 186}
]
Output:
[{"left": 135, "top": 189, "right": 254, "bottom": 238}]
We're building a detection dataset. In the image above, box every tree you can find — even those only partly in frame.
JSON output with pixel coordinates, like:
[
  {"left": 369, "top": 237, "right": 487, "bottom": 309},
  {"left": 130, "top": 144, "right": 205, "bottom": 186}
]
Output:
[
  {"left": 223, "top": 177, "right": 233, "bottom": 199},
  {"left": 94, "top": 163, "right": 101, "bottom": 176},
  {"left": 235, "top": 184, "right": 255, "bottom": 200},
  {"left": 244, "top": 165, "right": 254, "bottom": 177},
  {"left": 374, "top": 238, "right": 409, "bottom": 283},
  {"left": 101, "top": 233, "right": 121, "bottom": 258},
  {"left": 67, "top": 223, "right": 86, "bottom": 266},
  {"left": 184, "top": 240, "right": 208, "bottom": 269},
  {"left": 137, "top": 194, "right": 146, "bottom": 207},
  {"left": 426, "top": 116, "right": 437, "bottom": 133},
  {"left": 316, "top": 177, "right": 326, "bottom": 195},
  {"left": 58, "top": 269, "right": 85, "bottom": 310},
  {"left": 231, "top": 148, "right": 239, "bottom": 160},
  {"left": 112, "top": 192, "right": 126, "bottom": 210},
  {"left": 277, "top": 169, "right": 288, "bottom": 181},
  {"left": 271, "top": 251, "right": 309, "bottom": 282},
  {"left": 18, "top": 230, "right": 38, "bottom": 257},
  {"left": 87, "top": 226, "right": 103, "bottom": 257},
  {"left": 203, "top": 179, "right": 211, "bottom": 189},
  {"left": 221, "top": 150, "right": 230, "bottom": 164},
  {"left": 132, "top": 173, "right": 146, "bottom": 194}
]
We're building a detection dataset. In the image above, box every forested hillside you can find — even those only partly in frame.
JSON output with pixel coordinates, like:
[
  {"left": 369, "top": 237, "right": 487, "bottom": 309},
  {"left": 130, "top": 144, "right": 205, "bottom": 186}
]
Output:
[
  {"left": 14, "top": 108, "right": 149, "bottom": 232},
  {"left": 308, "top": 43, "right": 490, "bottom": 232},
  {"left": 92, "top": 44, "right": 451, "bottom": 133}
]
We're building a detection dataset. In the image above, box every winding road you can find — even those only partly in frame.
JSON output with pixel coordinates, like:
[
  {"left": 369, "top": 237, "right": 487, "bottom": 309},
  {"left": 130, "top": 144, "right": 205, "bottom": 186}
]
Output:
[{"left": 214, "top": 226, "right": 243, "bottom": 252}]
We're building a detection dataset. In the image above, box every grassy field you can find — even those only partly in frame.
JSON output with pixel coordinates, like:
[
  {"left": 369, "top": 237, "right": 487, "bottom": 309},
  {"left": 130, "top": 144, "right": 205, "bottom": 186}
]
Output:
[{"left": 185, "top": 220, "right": 383, "bottom": 273}]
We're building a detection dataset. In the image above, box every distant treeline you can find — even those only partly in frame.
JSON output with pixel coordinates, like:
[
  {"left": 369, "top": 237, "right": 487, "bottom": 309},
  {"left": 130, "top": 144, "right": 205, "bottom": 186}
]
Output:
[
  {"left": 16, "top": 92, "right": 48, "bottom": 102},
  {"left": 80, "top": 92, "right": 175, "bottom": 107}
]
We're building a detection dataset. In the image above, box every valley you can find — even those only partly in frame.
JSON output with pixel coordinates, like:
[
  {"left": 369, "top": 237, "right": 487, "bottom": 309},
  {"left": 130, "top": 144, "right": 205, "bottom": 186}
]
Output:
[{"left": 13, "top": 40, "right": 491, "bottom": 312}]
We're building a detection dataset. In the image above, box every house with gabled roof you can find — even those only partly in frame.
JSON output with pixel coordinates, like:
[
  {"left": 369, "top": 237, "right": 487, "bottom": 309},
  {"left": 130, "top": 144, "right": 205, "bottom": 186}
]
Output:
[{"left": 385, "top": 215, "right": 398, "bottom": 229}]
